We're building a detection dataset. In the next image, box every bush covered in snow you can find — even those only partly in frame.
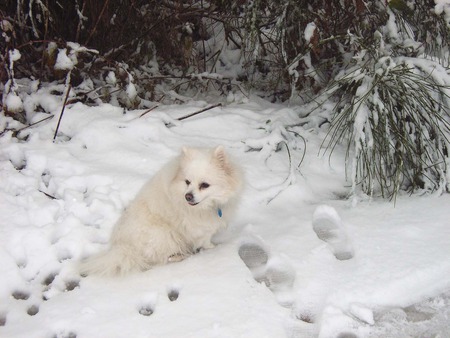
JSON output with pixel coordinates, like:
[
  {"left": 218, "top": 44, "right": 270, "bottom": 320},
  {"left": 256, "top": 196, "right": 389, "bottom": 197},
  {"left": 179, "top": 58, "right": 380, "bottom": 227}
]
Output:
[
  {"left": 318, "top": 1, "right": 450, "bottom": 198},
  {"left": 1, "top": 0, "right": 450, "bottom": 198}
]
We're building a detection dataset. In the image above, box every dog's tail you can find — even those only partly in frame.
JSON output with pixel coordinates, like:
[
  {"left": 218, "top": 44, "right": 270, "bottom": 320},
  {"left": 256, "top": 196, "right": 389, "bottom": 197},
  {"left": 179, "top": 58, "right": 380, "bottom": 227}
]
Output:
[{"left": 79, "top": 246, "right": 149, "bottom": 277}]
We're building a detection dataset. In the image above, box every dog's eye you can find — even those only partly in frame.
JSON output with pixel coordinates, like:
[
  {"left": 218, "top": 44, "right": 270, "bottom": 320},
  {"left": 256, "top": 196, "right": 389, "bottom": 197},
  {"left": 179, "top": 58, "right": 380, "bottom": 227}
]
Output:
[
  {"left": 199, "top": 182, "right": 210, "bottom": 190},
  {"left": 185, "top": 180, "right": 191, "bottom": 186}
]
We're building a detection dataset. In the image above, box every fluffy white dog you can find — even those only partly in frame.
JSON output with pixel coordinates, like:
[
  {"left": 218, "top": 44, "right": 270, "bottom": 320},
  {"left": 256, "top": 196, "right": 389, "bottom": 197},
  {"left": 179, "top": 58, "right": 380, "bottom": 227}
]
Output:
[{"left": 80, "top": 146, "right": 242, "bottom": 276}]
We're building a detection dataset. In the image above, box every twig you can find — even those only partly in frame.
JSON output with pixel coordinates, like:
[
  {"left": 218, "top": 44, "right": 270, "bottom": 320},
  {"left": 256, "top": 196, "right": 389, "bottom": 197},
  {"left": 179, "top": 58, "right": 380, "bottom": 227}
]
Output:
[
  {"left": 139, "top": 104, "right": 159, "bottom": 118},
  {"left": 16, "top": 115, "right": 54, "bottom": 136},
  {"left": 286, "top": 128, "right": 307, "bottom": 168},
  {"left": 177, "top": 103, "right": 222, "bottom": 121},
  {"left": 39, "top": 190, "right": 56, "bottom": 200},
  {"left": 26, "top": 115, "right": 54, "bottom": 127},
  {"left": 85, "top": 0, "right": 110, "bottom": 46},
  {"left": 266, "top": 141, "right": 296, "bottom": 204},
  {"left": 53, "top": 84, "right": 72, "bottom": 142},
  {"left": 16, "top": 39, "right": 54, "bottom": 50},
  {"left": 0, "top": 115, "right": 55, "bottom": 138}
]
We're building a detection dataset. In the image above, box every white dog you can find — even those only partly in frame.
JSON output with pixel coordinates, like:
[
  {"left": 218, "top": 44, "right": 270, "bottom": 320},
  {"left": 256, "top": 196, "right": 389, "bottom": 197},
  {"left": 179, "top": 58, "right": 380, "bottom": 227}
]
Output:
[{"left": 80, "top": 146, "right": 242, "bottom": 276}]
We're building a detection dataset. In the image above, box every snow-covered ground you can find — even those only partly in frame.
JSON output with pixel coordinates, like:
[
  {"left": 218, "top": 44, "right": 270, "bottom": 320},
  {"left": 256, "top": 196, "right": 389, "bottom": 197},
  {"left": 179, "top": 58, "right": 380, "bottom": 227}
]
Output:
[{"left": 1, "top": 94, "right": 450, "bottom": 338}]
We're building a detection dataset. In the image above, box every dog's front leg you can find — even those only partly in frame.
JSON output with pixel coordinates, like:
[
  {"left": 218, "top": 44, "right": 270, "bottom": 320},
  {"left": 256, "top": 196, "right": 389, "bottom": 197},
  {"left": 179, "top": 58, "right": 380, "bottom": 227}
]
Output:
[{"left": 194, "top": 236, "right": 216, "bottom": 252}]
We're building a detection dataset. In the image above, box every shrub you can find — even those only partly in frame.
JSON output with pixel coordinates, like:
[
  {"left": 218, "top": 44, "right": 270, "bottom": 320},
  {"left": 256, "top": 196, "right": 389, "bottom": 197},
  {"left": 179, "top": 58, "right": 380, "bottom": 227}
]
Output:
[
  {"left": 325, "top": 56, "right": 450, "bottom": 198},
  {"left": 321, "top": 1, "right": 450, "bottom": 198}
]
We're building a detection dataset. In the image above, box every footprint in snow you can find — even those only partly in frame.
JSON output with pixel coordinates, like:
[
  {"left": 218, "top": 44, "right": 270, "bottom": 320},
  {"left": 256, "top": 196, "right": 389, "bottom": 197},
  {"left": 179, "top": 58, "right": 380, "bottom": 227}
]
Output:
[
  {"left": 312, "top": 205, "right": 354, "bottom": 260},
  {"left": 238, "top": 240, "right": 269, "bottom": 269},
  {"left": 138, "top": 304, "right": 154, "bottom": 316},
  {"left": 11, "top": 290, "right": 30, "bottom": 301},
  {"left": 27, "top": 304, "right": 40, "bottom": 316},
  {"left": 51, "top": 330, "right": 77, "bottom": 338},
  {"left": 42, "top": 278, "right": 80, "bottom": 302},
  {"left": 64, "top": 279, "right": 80, "bottom": 292},
  {"left": 138, "top": 287, "right": 180, "bottom": 317},
  {"left": 167, "top": 288, "right": 179, "bottom": 302},
  {"left": 0, "top": 313, "right": 6, "bottom": 326},
  {"left": 238, "top": 236, "right": 296, "bottom": 297}
]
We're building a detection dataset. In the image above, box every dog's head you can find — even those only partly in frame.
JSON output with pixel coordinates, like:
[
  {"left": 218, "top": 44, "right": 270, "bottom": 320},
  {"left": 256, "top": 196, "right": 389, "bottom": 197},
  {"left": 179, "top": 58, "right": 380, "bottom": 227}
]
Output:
[{"left": 175, "top": 146, "right": 241, "bottom": 209}]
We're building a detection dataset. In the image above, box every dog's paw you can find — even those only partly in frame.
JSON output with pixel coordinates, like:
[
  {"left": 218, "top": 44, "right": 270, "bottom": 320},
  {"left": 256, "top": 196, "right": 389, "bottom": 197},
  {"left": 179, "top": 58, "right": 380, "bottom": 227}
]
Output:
[
  {"left": 168, "top": 253, "right": 188, "bottom": 263},
  {"left": 194, "top": 240, "right": 216, "bottom": 252},
  {"left": 312, "top": 205, "right": 354, "bottom": 260},
  {"left": 201, "top": 242, "right": 215, "bottom": 250}
]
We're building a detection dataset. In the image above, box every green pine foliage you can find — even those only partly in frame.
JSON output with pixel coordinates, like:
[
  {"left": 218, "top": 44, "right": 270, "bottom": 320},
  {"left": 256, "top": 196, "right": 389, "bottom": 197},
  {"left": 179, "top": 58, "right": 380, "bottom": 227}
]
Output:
[{"left": 320, "top": 1, "right": 450, "bottom": 198}]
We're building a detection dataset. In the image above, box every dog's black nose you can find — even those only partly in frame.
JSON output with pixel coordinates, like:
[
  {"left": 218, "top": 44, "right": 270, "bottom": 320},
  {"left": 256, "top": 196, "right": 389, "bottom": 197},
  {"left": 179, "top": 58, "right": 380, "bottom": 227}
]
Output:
[{"left": 185, "top": 192, "right": 194, "bottom": 203}]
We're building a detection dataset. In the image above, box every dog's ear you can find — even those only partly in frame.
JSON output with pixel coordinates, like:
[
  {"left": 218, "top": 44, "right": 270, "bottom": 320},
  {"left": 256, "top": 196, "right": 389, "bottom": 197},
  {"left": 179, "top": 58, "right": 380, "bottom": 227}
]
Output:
[
  {"left": 213, "top": 146, "right": 241, "bottom": 188},
  {"left": 181, "top": 146, "right": 192, "bottom": 158},
  {"left": 213, "top": 145, "right": 227, "bottom": 164},
  {"left": 213, "top": 146, "right": 234, "bottom": 175}
]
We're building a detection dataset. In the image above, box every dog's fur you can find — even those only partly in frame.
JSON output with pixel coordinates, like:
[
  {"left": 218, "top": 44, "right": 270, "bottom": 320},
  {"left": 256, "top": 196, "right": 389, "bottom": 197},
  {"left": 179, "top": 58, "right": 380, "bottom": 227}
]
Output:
[{"left": 80, "top": 146, "right": 242, "bottom": 276}]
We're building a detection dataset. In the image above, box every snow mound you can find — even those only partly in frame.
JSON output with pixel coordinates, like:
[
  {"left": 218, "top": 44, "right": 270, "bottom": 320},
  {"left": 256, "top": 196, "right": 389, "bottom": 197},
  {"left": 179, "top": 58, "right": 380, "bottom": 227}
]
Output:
[{"left": 1, "top": 98, "right": 450, "bottom": 337}]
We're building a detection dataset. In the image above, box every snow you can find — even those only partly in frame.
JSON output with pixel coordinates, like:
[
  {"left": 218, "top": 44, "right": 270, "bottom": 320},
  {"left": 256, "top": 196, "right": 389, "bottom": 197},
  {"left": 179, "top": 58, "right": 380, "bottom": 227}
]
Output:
[
  {"left": 1, "top": 96, "right": 450, "bottom": 338},
  {"left": 54, "top": 49, "right": 74, "bottom": 71},
  {"left": 105, "top": 72, "right": 117, "bottom": 86},
  {"left": 126, "top": 82, "right": 138, "bottom": 101},
  {"left": 9, "top": 49, "right": 21, "bottom": 63},
  {"left": 5, "top": 93, "right": 23, "bottom": 113},
  {"left": 304, "top": 22, "right": 317, "bottom": 44},
  {"left": 435, "top": 0, "right": 450, "bottom": 26}
]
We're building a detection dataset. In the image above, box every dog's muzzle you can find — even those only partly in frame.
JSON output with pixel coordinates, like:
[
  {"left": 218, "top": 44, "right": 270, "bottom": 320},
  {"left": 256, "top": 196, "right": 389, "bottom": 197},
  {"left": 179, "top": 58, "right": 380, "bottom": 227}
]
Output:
[{"left": 185, "top": 192, "right": 198, "bottom": 206}]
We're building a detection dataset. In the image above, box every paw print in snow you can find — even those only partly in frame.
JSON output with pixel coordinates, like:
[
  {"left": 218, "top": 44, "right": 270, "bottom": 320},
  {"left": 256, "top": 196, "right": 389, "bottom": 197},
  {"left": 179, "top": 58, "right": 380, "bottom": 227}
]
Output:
[
  {"left": 167, "top": 288, "right": 179, "bottom": 302},
  {"left": 138, "top": 286, "right": 180, "bottom": 317}
]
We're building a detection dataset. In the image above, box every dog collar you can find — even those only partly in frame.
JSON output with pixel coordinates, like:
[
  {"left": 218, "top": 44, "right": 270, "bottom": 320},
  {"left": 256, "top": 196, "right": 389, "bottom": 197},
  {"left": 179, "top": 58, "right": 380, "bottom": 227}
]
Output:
[{"left": 217, "top": 208, "right": 222, "bottom": 217}]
